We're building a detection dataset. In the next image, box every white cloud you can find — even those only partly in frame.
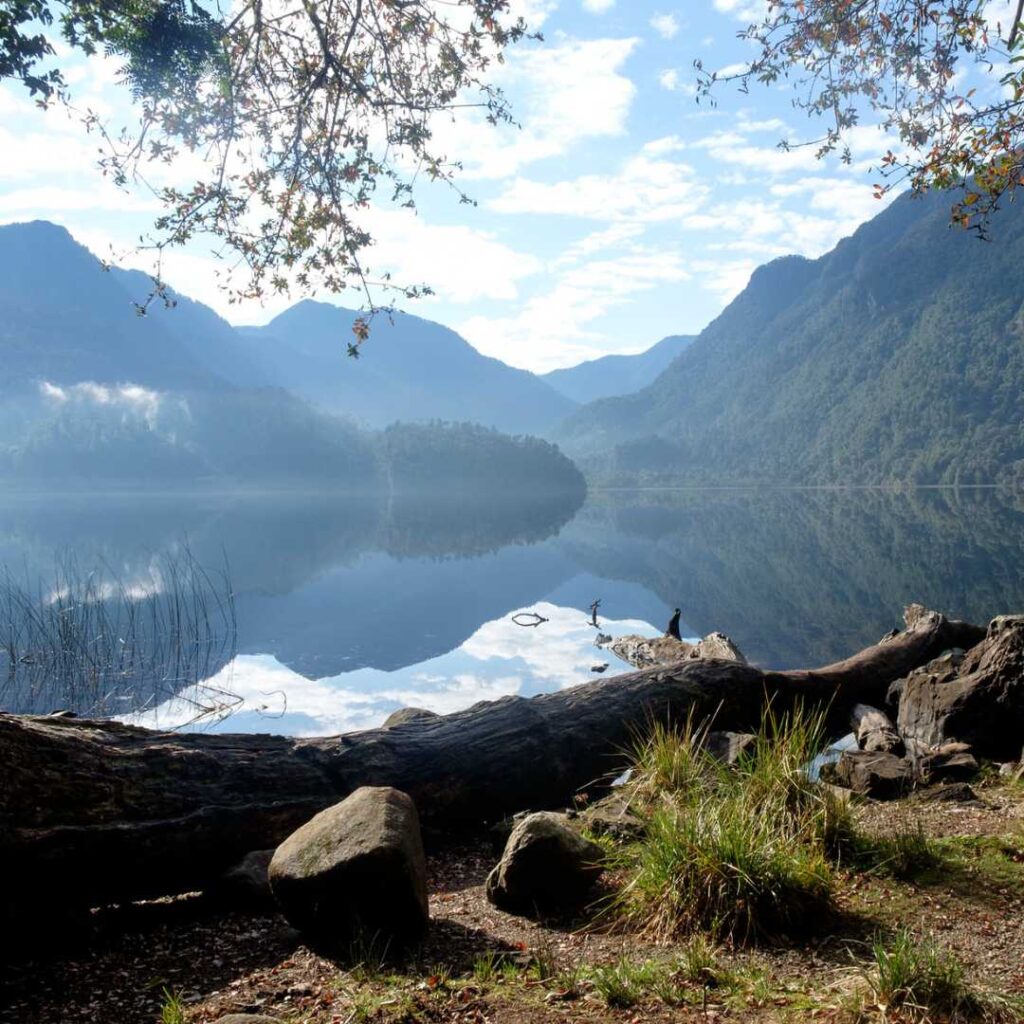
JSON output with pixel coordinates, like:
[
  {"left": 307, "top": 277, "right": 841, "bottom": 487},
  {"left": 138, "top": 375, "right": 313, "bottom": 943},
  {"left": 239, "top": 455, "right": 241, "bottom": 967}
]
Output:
[
  {"left": 459, "top": 249, "right": 691, "bottom": 371},
  {"left": 39, "top": 380, "right": 165, "bottom": 428},
  {"left": 692, "top": 129, "right": 821, "bottom": 174},
  {"left": 650, "top": 14, "right": 681, "bottom": 39},
  {"left": 582, "top": 0, "right": 615, "bottom": 12},
  {"left": 432, "top": 37, "right": 640, "bottom": 180},
  {"left": 657, "top": 68, "right": 697, "bottom": 96},
  {"left": 713, "top": 0, "right": 767, "bottom": 21},
  {"left": 556, "top": 222, "right": 645, "bottom": 264},
  {"left": 642, "top": 135, "right": 686, "bottom": 156},
  {"left": 490, "top": 154, "right": 703, "bottom": 222},
  {"left": 360, "top": 208, "right": 543, "bottom": 304}
]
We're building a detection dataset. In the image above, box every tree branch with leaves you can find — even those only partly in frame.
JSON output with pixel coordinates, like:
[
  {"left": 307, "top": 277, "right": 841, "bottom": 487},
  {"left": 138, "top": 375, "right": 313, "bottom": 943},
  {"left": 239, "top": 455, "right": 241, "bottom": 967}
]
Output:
[
  {"left": 1, "top": 0, "right": 532, "bottom": 340},
  {"left": 696, "top": 0, "right": 1024, "bottom": 235}
]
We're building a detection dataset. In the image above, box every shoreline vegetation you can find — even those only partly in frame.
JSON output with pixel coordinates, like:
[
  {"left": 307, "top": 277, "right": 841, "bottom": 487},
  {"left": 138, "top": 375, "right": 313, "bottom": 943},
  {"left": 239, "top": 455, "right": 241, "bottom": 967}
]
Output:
[{"left": 2, "top": 605, "right": 1023, "bottom": 1023}]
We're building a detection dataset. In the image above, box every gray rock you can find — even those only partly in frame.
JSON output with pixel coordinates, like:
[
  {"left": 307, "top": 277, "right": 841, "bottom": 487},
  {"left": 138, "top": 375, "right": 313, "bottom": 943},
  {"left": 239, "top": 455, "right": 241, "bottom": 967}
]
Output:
[
  {"left": 269, "top": 786, "right": 428, "bottom": 947},
  {"left": 486, "top": 811, "right": 605, "bottom": 917},
  {"left": 579, "top": 792, "right": 645, "bottom": 842},
  {"left": 214, "top": 849, "right": 274, "bottom": 909},
  {"left": 918, "top": 746, "right": 979, "bottom": 783},
  {"left": 382, "top": 707, "right": 439, "bottom": 728},
  {"left": 851, "top": 703, "right": 904, "bottom": 755},
  {"left": 608, "top": 634, "right": 694, "bottom": 669},
  {"left": 897, "top": 616, "right": 1024, "bottom": 760},
  {"left": 823, "top": 750, "right": 914, "bottom": 800},
  {"left": 702, "top": 730, "right": 757, "bottom": 765},
  {"left": 690, "top": 632, "right": 747, "bottom": 664},
  {"left": 608, "top": 631, "right": 746, "bottom": 670}
]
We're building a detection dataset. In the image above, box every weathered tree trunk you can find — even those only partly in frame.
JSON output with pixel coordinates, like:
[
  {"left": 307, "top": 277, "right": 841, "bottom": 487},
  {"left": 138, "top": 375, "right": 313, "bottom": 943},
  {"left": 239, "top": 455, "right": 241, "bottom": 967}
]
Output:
[{"left": 0, "top": 609, "right": 984, "bottom": 916}]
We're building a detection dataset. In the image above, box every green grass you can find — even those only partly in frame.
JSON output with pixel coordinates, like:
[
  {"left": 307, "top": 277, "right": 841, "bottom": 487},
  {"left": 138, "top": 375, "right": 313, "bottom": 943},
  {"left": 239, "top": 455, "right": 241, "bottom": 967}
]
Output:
[
  {"left": 584, "top": 956, "right": 683, "bottom": 1008},
  {"left": 853, "top": 823, "right": 942, "bottom": 879},
  {"left": 159, "top": 988, "right": 186, "bottom": 1024},
  {"left": 614, "top": 705, "right": 855, "bottom": 943},
  {"left": 855, "top": 929, "right": 1024, "bottom": 1023}
]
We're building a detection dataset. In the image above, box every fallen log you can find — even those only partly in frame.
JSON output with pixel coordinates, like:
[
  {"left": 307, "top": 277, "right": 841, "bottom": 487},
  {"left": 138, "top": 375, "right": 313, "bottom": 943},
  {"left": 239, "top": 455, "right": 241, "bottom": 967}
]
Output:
[{"left": 0, "top": 607, "right": 984, "bottom": 919}]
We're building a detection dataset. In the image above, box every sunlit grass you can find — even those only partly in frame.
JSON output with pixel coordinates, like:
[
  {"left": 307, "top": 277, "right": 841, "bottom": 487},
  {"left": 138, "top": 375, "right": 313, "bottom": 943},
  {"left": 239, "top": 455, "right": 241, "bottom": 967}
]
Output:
[{"left": 614, "top": 705, "right": 856, "bottom": 943}]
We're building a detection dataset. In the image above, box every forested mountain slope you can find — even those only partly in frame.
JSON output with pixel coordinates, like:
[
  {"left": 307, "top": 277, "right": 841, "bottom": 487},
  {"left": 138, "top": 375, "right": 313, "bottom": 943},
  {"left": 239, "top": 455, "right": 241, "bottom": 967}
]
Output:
[{"left": 559, "top": 191, "right": 1024, "bottom": 485}]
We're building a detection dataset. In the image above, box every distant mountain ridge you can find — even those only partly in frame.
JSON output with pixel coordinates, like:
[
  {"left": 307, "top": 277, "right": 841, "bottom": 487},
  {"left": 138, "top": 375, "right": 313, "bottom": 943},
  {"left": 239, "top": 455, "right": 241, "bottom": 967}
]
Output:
[
  {"left": 558, "top": 190, "right": 1024, "bottom": 486},
  {"left": 0, "top": 221, "right": 584, "bottom": 492},
  {"left": 542, "top": 334, "right": 694, "bottom": 403},
  {"left": 237, "top": 300, "right": 575, "bottom": 433},
  {"left": 0, "top": 221, "right": 574, "bottom": 435}
]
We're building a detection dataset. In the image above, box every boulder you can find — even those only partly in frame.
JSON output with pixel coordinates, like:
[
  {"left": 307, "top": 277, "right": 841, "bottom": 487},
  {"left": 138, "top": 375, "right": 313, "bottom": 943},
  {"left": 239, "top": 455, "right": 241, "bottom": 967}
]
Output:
[
  {"left": 213, "top": 849, "right": 275, "bottom": 909},
  {"left": 268, "top": 786, "right": 428, "bottom": 948},
  {"left": 382, "top": 707, "right": 439, "bottom": 728},
  {"left": 897, "top": 616, "right": 1024, "bottom": 760},
  {"left": 823, "top": 750, "right": 914, "bottom": 800},
  {"left": 486, "top": 812, "right": 605, "bottom": 917}
]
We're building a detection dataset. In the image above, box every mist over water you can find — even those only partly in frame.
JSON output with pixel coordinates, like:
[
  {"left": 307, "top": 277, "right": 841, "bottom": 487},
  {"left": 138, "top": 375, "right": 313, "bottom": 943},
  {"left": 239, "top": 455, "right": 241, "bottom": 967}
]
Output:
[{"left": 2, "top": 486, "right": 1023, "bottom": 733}]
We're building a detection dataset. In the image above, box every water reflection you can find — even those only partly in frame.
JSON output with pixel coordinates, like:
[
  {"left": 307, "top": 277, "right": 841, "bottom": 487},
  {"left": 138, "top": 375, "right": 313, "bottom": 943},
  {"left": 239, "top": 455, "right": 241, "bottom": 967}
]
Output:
[
  {"left": 3, "top": 486, "right": 1024, "bottom": 726},
  {"left": 126, "top": 602, "right": 662, "bottom": 735}
]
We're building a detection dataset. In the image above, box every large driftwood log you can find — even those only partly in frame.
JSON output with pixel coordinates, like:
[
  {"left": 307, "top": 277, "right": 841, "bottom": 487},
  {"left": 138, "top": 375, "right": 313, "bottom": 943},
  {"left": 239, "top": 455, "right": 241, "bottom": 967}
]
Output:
[{"left": 0, "top": 609, "right": 984, "bottom": 917}]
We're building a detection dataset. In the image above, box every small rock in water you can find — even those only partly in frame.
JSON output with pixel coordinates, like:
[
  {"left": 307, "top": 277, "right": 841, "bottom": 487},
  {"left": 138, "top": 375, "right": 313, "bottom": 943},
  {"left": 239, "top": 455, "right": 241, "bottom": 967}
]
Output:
[
  {"left": 590, "top": 663, "right": 609, "bottom": 673},
  {"left": 594, "top": 633, "right": 613, "bottom": 646}
]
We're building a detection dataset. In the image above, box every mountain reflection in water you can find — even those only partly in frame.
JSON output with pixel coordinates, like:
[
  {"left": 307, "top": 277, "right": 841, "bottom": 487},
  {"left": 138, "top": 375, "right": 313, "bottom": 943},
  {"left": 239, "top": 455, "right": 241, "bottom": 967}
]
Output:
[
  {"left": 123, "top": 602, "right": 663, "bottom": 735},
  {"left": 2, "top": 486, "right": 1023, "bottom": 729}
]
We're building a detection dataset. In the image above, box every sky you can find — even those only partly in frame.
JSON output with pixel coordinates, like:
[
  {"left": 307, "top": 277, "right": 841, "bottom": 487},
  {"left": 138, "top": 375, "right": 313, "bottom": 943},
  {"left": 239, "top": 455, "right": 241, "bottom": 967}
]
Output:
[{"left": 0, "top": 1, "right": 1018, "bottom": 372}]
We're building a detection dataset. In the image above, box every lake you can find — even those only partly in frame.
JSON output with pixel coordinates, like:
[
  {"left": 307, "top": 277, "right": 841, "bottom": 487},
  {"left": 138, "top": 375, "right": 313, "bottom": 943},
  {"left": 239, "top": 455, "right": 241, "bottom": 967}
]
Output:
[{"left": 1, "top": 486, "right": 1022, "bottom": 735}]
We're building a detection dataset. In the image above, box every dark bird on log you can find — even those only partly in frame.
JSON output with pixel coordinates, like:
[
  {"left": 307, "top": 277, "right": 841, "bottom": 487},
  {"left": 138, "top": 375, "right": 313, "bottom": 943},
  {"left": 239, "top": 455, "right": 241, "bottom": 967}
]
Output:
[{"left": 666, "top": 608, "right": 681, "bottom": 640}]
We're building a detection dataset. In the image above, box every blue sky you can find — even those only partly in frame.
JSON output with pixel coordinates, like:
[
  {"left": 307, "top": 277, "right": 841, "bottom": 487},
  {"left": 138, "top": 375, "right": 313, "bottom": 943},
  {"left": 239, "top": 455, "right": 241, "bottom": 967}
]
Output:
[{"left": 0, "top": 0, "right": 1017, "bottom": 371}]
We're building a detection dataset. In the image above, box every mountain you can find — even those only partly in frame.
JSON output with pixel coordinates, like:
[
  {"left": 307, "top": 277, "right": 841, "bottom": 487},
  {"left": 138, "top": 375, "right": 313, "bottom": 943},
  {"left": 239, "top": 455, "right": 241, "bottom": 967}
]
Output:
[
  {"left": 558, "top": 190, "right": 1024, "bottom": 486},
  {"left": 0, "top": 221, "right": 224, "bottom": 393},
  {"left": 542, "top": 334, "right": 694, "bottom": 403},
  {"left": 0, "top": 222, "right": 585, "bottom": 492},
  {"left": 237, "top": 300, "right": 576, "bottom": 432}
]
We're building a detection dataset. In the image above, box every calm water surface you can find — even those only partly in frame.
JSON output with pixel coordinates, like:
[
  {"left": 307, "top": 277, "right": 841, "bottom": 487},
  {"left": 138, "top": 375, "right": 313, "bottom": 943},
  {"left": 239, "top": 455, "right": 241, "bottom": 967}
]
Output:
[{"left": 2, "top": 487, "right": 1022, "bottom": 734}]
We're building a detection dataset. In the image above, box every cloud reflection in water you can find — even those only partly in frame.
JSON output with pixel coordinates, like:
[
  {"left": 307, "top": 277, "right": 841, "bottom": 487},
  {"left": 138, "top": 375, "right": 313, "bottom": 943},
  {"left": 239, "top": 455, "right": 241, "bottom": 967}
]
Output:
[{"left": 126, "top": 601, "right": 663, "bottom": 736}]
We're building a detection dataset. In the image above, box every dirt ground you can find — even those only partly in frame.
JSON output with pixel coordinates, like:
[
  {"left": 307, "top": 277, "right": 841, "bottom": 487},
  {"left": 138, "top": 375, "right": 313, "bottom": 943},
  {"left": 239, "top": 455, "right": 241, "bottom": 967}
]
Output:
[{"left": 2, "top": 778, "right": 1022, "bottom": 1024}]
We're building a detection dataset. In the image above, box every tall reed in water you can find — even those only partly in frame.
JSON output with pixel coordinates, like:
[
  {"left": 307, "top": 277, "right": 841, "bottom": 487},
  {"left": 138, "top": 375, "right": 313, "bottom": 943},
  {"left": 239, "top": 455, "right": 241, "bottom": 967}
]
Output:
[{"left": 0, "top": 545, "right": 236, "bottom": 719}]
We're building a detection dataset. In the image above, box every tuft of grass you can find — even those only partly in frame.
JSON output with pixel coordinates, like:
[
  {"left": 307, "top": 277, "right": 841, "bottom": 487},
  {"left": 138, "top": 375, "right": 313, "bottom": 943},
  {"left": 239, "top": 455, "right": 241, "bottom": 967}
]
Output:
[
  {"left": 616, "top": 704, "right": 851, "bottom": 943},
  {"left": 585, "top": 956, "right": 668, "bottom": 1008},
  {"left": 855, "top": 823, "right": 942, "bottom": 879},
  {"left": 677, "top": 933, "right": 730, "bottom": 988},
  {"left": 159, "top": 988, "right": 186, "bottom": 1024},
  {"left": 472, "top": 951, "right": 505, "bottom": 983},
  {"left": 855, "top": 929, "right": 1023, "bottom": 1023}
]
